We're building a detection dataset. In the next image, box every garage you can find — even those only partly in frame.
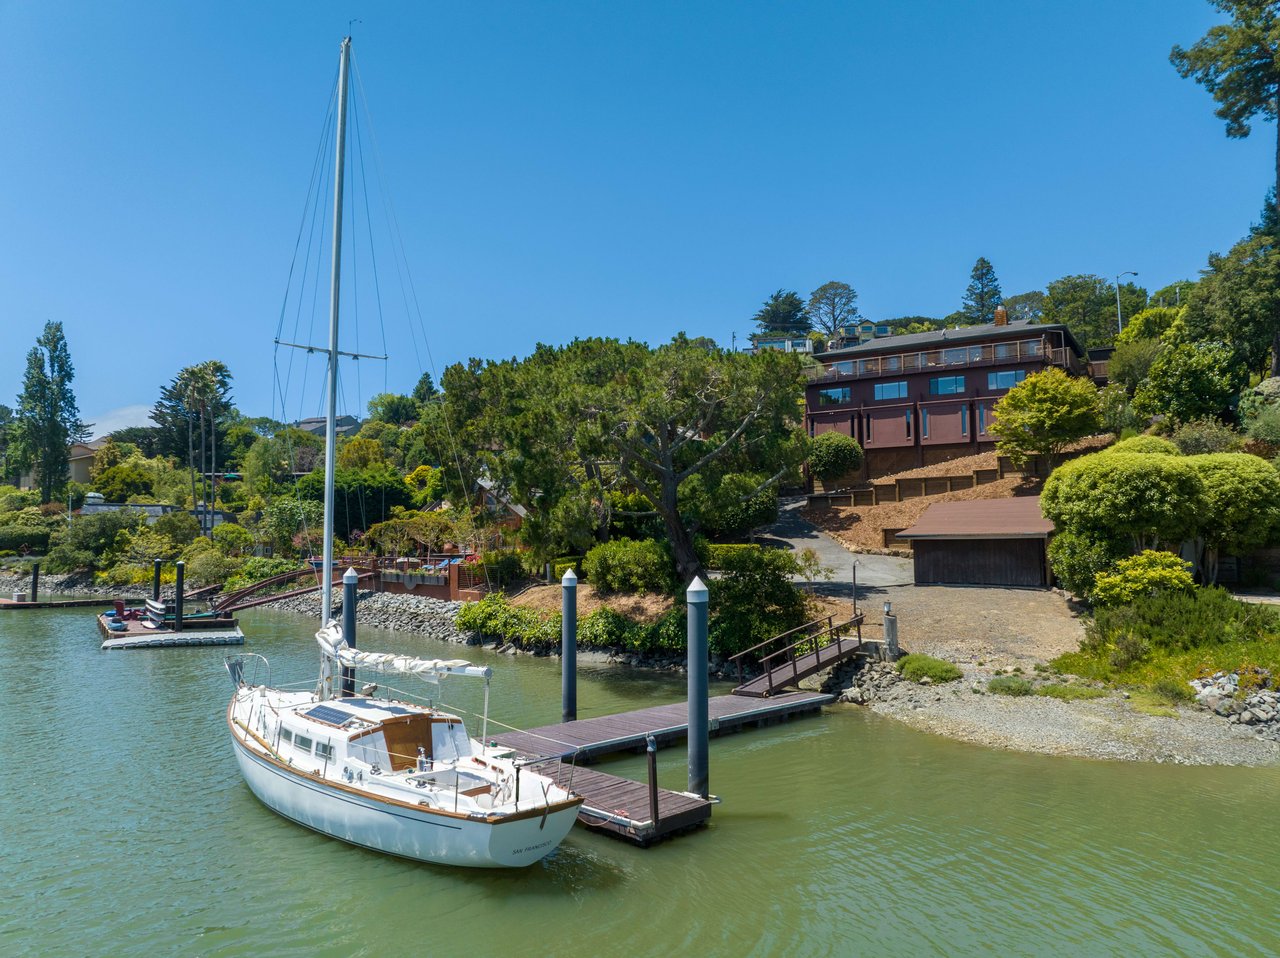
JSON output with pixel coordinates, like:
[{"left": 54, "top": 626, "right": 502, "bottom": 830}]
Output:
[{"left": 898, "top": 497, "right": 1052, "bottom": 587}]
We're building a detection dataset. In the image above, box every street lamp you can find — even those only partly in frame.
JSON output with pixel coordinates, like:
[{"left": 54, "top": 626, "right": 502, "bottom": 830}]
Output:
[{"left": 1115, "top": 271, "right": 1138, "bottom": 334}]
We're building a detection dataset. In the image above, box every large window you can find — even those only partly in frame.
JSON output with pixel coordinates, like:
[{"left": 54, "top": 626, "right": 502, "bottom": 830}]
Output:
[
  {"left": 829, "top": 361, "right": 853, "bottom": 374},
  {"left": 874, "top": 381, "right": 907, "bottom": 401},
  {"left": 905, "top": 409, "right": 913, "bottom": 439},
  {"left": 987, "top": 369, "right": 1027, "bottom": 390},
  {"left": 921, "top": 408, "right": 929, "bottom": 439},
  {"left": 942, "top": 347, "right": 968, "bottom": 365},
  {"left": 961, "top": 405, "right": 968, "bottom": 437},
  {"left": 930, "top": 375, "right": 965, "bottom": 395},
  {"left": 818, "top": 387, "right": 851, "bottom": 406},
  {"left": 979, "top": 404, "right": 987, "bottom": 434}
]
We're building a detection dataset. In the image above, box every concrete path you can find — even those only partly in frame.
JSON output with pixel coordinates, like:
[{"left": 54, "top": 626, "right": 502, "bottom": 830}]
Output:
[{"left": 757, "top": 498, "right": 913, "bottom": 599}]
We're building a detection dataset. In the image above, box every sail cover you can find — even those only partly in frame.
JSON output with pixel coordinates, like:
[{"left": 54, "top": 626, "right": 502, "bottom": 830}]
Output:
[{"left": 315, "top": 622, "right": 491, "bottom": 679}]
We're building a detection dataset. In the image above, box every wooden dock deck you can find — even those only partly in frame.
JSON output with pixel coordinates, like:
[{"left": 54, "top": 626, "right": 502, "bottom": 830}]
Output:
[
  {"left": 491, "top": 690, "right": 832, "bottom": 762},
  {"left": 96, "top": 613, "right": 244, "bottom": 650},
  {"left": 492, "top": 691, "right": 832, "bottom": 846},
  {"left": 0, "top": 597, "right": 111, "bottom": 610}
]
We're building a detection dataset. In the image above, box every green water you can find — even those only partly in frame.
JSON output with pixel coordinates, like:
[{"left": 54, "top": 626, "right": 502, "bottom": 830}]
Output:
[{"left": 2, "top": 604, "right": 1278, "bottom": 958}]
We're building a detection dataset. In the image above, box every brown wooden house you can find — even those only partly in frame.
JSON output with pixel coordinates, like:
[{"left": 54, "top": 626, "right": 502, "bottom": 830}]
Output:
[
  {"left": 805, "top": 312, "right": 1091, "bottom": 479},
  {"left": 898, "top": 496, "right": 1053, "bottom": 587}
]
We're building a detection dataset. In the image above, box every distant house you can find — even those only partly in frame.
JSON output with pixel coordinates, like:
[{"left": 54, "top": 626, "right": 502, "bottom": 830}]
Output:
[
  {"left": 475, "top": 477, "right": 527, "bottom": 532},
  {"left": 294, "top": 415, "right": 361, "bottom": 438},
  {"left": 806, "top": 310, "right": 1091, "bottom": 478},
  {"left": 750, "top": 333, "right": 814, "bottom": 355},
  {"left": 78, "top": 491, "right": 236, "bottom": 528},
  {"left": 18, "top": 436, "right": 108, "bottom": 490}
]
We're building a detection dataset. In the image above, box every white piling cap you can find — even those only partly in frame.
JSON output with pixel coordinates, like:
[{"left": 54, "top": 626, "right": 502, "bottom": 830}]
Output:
[
  {"left": 561, "top": 567, "right": 578, "bottom": 586},
  {"left": 343, "top": 567, "right": 359, "bottom": 583},
  {"left": 687, "top": 576, "right": 708, "bottom": 602}
]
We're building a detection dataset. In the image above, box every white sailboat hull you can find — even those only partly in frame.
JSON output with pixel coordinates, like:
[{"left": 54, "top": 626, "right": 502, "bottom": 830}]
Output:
[{"left": 230, "top": 733, "right": 580, "bottom": 868}]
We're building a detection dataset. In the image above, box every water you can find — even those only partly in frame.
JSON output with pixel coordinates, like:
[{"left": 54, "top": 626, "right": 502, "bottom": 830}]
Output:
[{"left": 2, "top": 604, "right": 1278, "bottom": 957}]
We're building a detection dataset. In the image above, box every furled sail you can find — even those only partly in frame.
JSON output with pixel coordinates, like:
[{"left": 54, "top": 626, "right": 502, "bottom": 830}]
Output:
[{"left": 315, "top": 622, "right": 492, "bottom": 679}]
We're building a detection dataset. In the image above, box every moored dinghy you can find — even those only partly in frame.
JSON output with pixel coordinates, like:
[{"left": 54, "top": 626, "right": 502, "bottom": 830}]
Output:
[{"left": 225, "top": 624, "right": 582, "bottom": 867}]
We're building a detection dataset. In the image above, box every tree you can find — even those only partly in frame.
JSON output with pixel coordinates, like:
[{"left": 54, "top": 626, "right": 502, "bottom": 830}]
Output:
[
  {"left": 1172, "top": 1, "right": 1280, "bottom": 230},
  {"left": 241, "top": 428, "right": 323, "bottom": 494},
  {"left": 961, "top": 257, "right": 1003, "bottom": 324},
  {"left": 412, "top": 371, "right": 439, "bottom": 404},
  {"left": 1182, "top": 233, "right": 1280, "bottom": 374},
  {"left": 93, "top": 464, "right": 153, "bottom": 502},
  {"left": 107, "top": 426, "right": 162, "bottom": 458},
  {"left": 1041, "top": 274, "right": 1147, "bottom": 350},
  {"left": 806, "top": 281, "right": 860, "bottom": 338},
  {"left": 1133, "top": 340, "right": 1246, "bottom": 423},
  {"left": 1149, "top": 279, "right": 1197, "bottom": 308},
  {"left": 367, "top": 392, "right": 418, "bottom": 425},
  {"left": 14, "top": 321, "right": 87, "bottom": 503},
  {"left": 1003, "top": 291, "right": 1045, "bottom": 324},
  {"left": 443, "top": 336, "right": 807, "bottom": 581},
  {"left": 752, "top": 289, "right": 810, "bottom": 334},
  {"left": 1115, "top": 306, "right": 1179, "bottom": 346},
  {"left": 1091, "top": 551, "right": 1195, "bottom": 606},
  {"left": 1109, "top": 338, "right": 1164, "bottom": 395},
  {"left": 337, "top": 437, "right": 386, "bottom": 470},
  {"left": 0, "top": 404, "right": 16, "bottom": 484},
  {"left": 1041, "top": 451, "right": 1206, "bottom": 553},
  {"left": 809, "top": 432, "right": 864, "bottom": 480},
  {"left": 988, "top": 368, "right": 1100, "bottom": 465},
  {"left": 1186, "top": 452, "right": 1280, "bottom": 583},
  {"left": 295, "top": 465, "right": 414, "bottom": 540},
  {"left": 1097, "top": 384, "right": 1142, "bottom": 437}
]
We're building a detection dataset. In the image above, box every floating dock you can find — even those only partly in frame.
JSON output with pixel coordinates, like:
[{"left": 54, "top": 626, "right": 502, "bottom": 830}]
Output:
[
  {"left": 96, "top": 612, "right": 244, "bottom": 650},
  {"left": 492, "top": 691, "right": 831, "bottom": 845},
  {"left": 0, "top": 597, "right": 108, "bottom": 610}
]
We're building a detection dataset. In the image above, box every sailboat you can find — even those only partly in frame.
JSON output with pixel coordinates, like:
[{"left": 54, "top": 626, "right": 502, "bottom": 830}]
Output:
[{"left": 223, "top": 37, "right": 582, "bottom": 868}]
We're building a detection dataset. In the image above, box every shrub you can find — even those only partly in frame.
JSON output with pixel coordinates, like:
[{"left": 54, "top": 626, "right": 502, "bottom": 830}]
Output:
[
  {"left": 987, "top": 675, "right": 1034, "bottom": 696},
  {"left": 1102, "top": 435, "right": 1180, "bottom": 456},
  {"left": 552, "top": 557, "right": 583, "bottom": 581},
  {"left": 223, "top": 556, "right": 303, "bottom": 591},
  {"left": 455, "top": 593, "right": 560, "bottom": 646},
  {"left": 1047, "top": 530, "right": 1126, "bottom": 599},
  {"left": 1091, "top": 550, "right": 1194, "bottom": 607},
  {"left": 212, "top": 522, "right": 254, "bottom": 556},
  {"left": 1035, "top": 684, "right": 1106, "bottom": 701},
  {"left": 1170, "top": 418, "right": 1243, "bottom": 455},
  {"left": 709, "top": 546, "right": 806, "bottom": 658},
  {"left": 1149, "top": 677, "right": 1194, "bottom": 704},
  {"left": 1246, "top": 405, "right": 1280, "bottom": 446},
  {"left": 705, "top": 543, "right": 760, "bottom": 570},
  {"left": 582, "top": 538, "right": 674, "bottom": 594},
  {"left": 809, "top": 432, "right": 864, "bottom": 481},
  {"left": 896, "top": 654, "right": 963, "bottom": 683},
  {"left": 153, "top": 512, "right": 201, "bottom": 547},
  {"left": 479, "top": 549, "right": 524, "bottom": 587},
  {"left": 93, "top": 464, "right": 154, "bottom": 502},
  {"left": 0, "top": 526, "right": 51, "bottom": 553},
  {"left": 1086, "top": 587, "right": 1279, "bottom": 657}
]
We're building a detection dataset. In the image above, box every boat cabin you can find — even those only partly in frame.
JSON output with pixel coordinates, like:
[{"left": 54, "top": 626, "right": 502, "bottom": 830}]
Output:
[{"left": 274, "top": 698, "right": 472, "bottom": 774}]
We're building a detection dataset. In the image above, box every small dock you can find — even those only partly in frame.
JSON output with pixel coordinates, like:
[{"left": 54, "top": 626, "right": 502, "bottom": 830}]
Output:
[
  {"left": 493, "top": 691, "right": 831, "bottom": 846},
  {"left": 0, "top": 597, "right": 108, "bottom": 610},
  {"left": 96, "top": 611, "right": 243, "bottom": 650}
]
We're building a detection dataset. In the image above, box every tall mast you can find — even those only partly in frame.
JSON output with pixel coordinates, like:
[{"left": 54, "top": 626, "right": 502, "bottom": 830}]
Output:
[{"left": 321, "top": 36, "right": 351, "bottom": 625}]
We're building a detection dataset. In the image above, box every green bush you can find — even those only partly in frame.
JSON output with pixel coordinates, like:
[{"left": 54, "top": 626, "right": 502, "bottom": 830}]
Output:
[
  {"left": 552, "top": 557, "right": 583, "bottom": 581},
  {"left": 896, "top": 654, "right": 963, "bottom": 683},
  {"left": 1246, "top": 405, "right": 1280, "bottom": 446},
  {"left": 1170, "top": 418, "right": 1243, "bottom": 455},
  {"left": 455, "top": 593, "right": 561, "bottom": 646},
  {"left": 1149, "top": 677, "right": 1194, "bottom": 704},
  {"left": 0, "top": 526, "right": 51, "bottom": 553},
  {"left": 153, "top": 512, "right": 201, "bottom": 547},
  {"left": 1102, "top": 435, "right": 1180, "bottom": 456},
  {"left": 223, "top": 556, "right": 303, "bottom": 591},
  {"left": 694, "top": 474, "right": 780, "bottom": 538},
  {"left": 479, "top": 549, "right": 524, "bottom": 587},
  {"left": 709, "top": 546, "right": 806, "bottom": 658},
  {"left": 93, "top": 464, "right": 154, "bottom": 502},
  {"left": 809, "top": 432, "right": 864, "bottom": 480},
  {"left": 1035, "top": 683, "right": 1106, "bottom": 701},
  {"left": 987, "top": 675, "right": 1034, "bottom": 696},
  {"left": 705, "top": 543, "right": 761, "bottom": 570},
  {"left": 1086, "top": 587, "right": 1279, "bottom": 657},
  {"left": 1091, "top": 550, "right": 1194, "bottom": 607},
  {"left": 582, "top": 538, "right": 674, "bottom": 594},
  {"left": 1047, "top": 530, "right": 1127, "bottom": 599}
]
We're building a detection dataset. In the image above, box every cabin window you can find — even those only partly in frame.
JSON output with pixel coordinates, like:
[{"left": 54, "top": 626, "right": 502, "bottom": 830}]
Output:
[
  {"left": 294, "top": 735, "right": 314, "bottom": 753},
  {"left": 874, "top": 381, "right": 907, "bottom": 401},
  {"left": 929, "top": 375, "right": 965, "bottom": 395},
  {"left": 987, "top": 369, "right": 1027, "bottom": 390},
  {"left": 315, "top": 742, "right": 334, "bottom": 760},
  {"left": 818, "top": 387, "right": 851, "bottom": 406},
  {"left": 280, "top": 728, "right": 293, "bottom": 744}
]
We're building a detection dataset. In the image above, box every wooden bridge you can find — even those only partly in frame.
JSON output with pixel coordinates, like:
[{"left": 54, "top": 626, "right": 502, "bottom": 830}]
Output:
[
  {"left": 729, "top": 613, "right": 868, "bottom": 698},
  {"left": 211, "top": 566, "right": 378, "bottom": 613}
]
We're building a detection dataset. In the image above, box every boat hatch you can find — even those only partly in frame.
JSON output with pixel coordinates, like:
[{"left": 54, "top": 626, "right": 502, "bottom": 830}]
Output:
[{"left": 306, "top": 704, "right": 355, "bottom": 726}]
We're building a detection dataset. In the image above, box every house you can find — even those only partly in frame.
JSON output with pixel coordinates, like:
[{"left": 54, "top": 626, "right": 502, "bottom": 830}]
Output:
[
  {"left": 805, "top": 309, "right": 1090, "bottom": 479},
  {"left": 17, "top": 437, "right": 108, "bottom": 490},
  {"left": 898, "top": 496, "right": 1053, "bottom": 587},
  {"left": 475, "top": 477, "right": 527, "bottom": 532},
  {"left": 749, "top": 333, "right": 814, "bottom": 354},
  {"left": 294, "top": 415, "right": 362, "bottom": 438}
]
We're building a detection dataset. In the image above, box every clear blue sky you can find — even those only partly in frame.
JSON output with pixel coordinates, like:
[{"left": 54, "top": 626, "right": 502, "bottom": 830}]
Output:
[{"left": 1, "top": 0, "right": 1270, "bottom": 435}]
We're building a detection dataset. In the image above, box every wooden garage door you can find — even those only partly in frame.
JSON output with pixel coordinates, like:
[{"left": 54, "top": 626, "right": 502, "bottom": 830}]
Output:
[{"left": 912, "top": 539, "right": 1046, "bottom": 587}]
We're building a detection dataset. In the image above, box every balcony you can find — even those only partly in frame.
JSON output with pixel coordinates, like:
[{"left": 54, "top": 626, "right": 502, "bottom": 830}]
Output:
[{"left": 813, "top": 339, "right": 1076, "bottom": 384}]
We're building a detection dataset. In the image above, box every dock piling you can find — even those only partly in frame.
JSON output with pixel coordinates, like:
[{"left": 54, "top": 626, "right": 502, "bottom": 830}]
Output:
[
  {"left": 174, "top": 561, "right": 185, "bottom": 632},
  {"left": 30, "top": 562, "right": 39, "bottom": 603},
  {"left": 152, "top": 559, "right": 162, "bottom": 602},
  {"left": 687, "top": 576, "right": 709, "bottom": 800},
  {"left": 646, "top": 734, "right": 660, "bottom": 830},
  {"left": 341, "top": 567, "right": 358, "bottom": 697},
  {"left": 561, "top": 568, "right": 577, "bottom": 723},
  {"left": 883, "top": 601, "right": 899, "bottom": 660}
]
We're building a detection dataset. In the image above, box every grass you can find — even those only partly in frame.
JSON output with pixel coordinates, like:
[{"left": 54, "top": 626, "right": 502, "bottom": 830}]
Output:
[
  {"left": 1128, "top": 691, "right": 1179, "bottom": 719},
  {"left": 987, "top": 675, "right": 1034, "bottom": 696},
  {"left": 1035, "top": 683, "right": 1106, "bottom": 702},
  {"left": 1051, "top": 638, "right": 1280, "bottom": 691},
  {"left": 896, "top": 654, "right": 963, "bottom": 684}
]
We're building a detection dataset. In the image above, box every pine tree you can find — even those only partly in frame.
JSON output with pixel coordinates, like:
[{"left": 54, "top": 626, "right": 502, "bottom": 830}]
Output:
[
  {"left": 961, "top": 257, "right": 1003, "bottom": 324},
  {"left": 15, "top": 321, "right": 87, "bottom": 503},
  {"left": 807, "top": 281, "right": 861, "bottom": 338},
  {"left": 752, "top": 290, "right": 811, "bottom": 335}
]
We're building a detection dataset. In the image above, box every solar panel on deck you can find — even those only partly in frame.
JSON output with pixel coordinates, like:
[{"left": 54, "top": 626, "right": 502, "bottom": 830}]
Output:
[{"left": 306, "top": 704, "right": 354, "bottom": 725}]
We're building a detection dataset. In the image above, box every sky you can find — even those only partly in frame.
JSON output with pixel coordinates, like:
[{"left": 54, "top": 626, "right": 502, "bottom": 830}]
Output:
[{"left": 1, "top": 0, "right": 1272, "bottom": 435}]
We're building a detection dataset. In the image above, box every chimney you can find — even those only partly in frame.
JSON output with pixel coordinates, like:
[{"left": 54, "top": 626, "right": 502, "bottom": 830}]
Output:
[{"left": 993, "top": 305, "right": 1009, "bottom": 326}]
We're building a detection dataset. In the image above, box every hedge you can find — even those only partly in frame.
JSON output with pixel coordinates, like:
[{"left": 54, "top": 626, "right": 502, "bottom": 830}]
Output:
[
  {"left": 582, "top": 538, "right": 673, "bottom": 594},
  {"left": 0, "top": 526, "right": 51, "bottom": 553},
  {"left": 704, "top": 543, "right": 760, "bottom": 570}
]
